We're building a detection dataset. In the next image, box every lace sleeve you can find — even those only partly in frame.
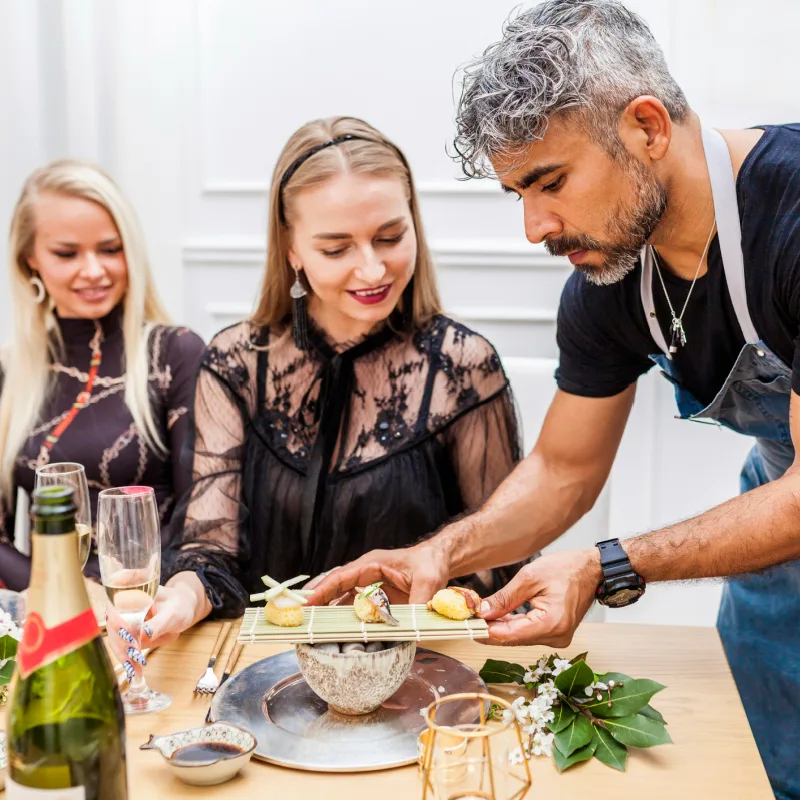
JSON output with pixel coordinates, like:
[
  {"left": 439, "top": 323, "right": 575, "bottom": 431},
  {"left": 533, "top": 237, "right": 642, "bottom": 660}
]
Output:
[
  {"left": 428, "top": 319, "right": 523, "bottom": 507},
  {"left": 443, "top": 384, "right": 522, "bottom": 509},
  {"left": 164, "top": 324, "right": 258, "bottom": 617},
  {"left": 157, "top": 327, "right": 207, "bottom": 505},
  {"left": 428, "top": 321, "right": 530, "bottom": 599}
]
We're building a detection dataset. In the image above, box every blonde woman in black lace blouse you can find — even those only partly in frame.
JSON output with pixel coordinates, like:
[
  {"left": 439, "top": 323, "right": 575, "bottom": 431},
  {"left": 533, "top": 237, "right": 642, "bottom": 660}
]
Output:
[
  {"left": 0, "top": 160, "right": 205, "bottom": 592},
  {"left": 140, "top": 117, "right": 530, "bottom": 645}
]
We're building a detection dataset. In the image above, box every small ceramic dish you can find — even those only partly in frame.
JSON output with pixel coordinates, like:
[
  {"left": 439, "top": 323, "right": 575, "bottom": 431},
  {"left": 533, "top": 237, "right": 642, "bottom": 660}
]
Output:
[
  {"left": 140, "top": 722, "right": 256, "bottom": 786},
  {"left": 295, "top": 640, "right": 416, "bottom": 715}
]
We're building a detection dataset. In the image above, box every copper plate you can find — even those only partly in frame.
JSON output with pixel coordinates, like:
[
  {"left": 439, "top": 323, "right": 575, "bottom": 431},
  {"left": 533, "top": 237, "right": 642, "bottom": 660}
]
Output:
[{"left": 209, "top": 647, "right": 486, "bottom": 772}]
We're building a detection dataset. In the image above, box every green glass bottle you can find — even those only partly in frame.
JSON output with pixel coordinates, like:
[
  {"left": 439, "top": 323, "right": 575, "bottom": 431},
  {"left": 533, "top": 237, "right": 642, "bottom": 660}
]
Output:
[{"left": 6, "top": 485, "right": 128, "bottom": 799}]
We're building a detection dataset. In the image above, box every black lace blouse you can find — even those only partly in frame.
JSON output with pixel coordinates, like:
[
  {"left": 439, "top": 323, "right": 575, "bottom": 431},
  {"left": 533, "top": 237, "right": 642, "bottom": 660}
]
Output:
[{"left": 166, "top": 314, "right": 529, "bottom": 617}]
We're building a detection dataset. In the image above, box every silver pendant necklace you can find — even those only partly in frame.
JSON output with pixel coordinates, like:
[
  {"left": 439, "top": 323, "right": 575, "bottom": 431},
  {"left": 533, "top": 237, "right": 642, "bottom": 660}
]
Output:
[{"left": 652, "top": 221, "right": 717, "bottom": 353}]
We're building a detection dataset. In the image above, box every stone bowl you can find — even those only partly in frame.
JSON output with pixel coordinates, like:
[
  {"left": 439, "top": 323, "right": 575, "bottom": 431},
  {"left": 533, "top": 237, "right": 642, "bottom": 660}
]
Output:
[{"left": 295, "top": 641, "right": 416, "bottom": 715}]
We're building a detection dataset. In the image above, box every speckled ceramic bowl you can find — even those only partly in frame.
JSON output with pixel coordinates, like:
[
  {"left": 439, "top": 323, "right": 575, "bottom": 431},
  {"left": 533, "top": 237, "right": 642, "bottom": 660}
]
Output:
[{"left": 296, "top": 641, "right": 416, "bottom": 715}]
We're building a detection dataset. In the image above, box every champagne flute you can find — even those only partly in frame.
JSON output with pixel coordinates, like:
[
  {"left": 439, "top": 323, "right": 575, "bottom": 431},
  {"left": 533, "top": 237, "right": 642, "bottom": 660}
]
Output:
[
  {"left": 35, "top": 462, "right": 92, "bottom": 569},
  {"left": 97, "top": 485, "right": 172, "bottom": 714}
]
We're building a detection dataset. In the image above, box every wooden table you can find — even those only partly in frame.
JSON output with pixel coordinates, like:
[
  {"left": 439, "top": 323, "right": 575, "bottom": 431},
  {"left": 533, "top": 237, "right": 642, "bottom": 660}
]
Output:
[{"left": 120, "top": 620, "right": 772, "bottom": 799}]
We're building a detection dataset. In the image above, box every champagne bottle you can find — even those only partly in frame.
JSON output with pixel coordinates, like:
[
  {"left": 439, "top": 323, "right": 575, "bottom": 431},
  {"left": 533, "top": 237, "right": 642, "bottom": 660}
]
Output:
[{"left": 6, "top": 485, "right": 128, "bottom": 799}]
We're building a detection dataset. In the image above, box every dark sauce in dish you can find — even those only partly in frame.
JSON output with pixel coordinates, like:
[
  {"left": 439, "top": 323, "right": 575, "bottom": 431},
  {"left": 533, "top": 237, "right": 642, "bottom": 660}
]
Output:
[{"left": 171, "top": 742, "right": 245, "bottom": 764}]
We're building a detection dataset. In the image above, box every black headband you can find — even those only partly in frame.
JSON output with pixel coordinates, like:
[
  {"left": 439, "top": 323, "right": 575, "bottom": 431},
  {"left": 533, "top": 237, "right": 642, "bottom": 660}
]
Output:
[
  {"left": 279, "top": 135, "right": 370, "bottom": 194},
  {"left": 278, "top": 135, "right": 371, "bottom": 225}
]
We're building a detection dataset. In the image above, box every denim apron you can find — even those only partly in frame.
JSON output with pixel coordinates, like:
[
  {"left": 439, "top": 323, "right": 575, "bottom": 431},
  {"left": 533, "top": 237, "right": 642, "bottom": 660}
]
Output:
[{"left": 640, "top": 127, "right": 800, "bottom": 800}]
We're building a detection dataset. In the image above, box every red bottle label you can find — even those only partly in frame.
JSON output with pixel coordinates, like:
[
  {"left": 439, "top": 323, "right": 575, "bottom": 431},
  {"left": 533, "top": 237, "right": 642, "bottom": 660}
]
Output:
[{"left": 17, "top": 609, "right": 100, "bottom": 678}]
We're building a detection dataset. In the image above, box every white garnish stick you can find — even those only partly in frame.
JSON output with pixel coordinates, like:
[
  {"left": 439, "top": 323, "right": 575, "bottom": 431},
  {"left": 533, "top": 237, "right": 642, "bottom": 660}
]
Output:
[{"left": 260, "top": 574, "right": 309, "bottom": 589}]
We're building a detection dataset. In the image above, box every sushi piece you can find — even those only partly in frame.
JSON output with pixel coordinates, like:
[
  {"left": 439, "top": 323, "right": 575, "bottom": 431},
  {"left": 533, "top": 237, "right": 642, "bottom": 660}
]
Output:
[
  {"left": 353, "top": 582, "right": 400, "bottom": 626},
  {"left": 264, "top": 594, "right": 305, "bottom": 627},
  {"left": 427, "top": 586, "right": 481, "bottom": 620},
  {"left": 251, "top": 574, "right": 313, "bottom": 628}
]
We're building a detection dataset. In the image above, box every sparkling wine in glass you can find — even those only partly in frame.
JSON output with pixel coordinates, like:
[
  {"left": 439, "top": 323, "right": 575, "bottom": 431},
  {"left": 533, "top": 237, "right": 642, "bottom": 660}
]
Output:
[
  {"left": 97, "top": 485, "right": 171, "bottom": 714},
  {"left": 35, "top": 462, "right": 92, "bottom": 569}
]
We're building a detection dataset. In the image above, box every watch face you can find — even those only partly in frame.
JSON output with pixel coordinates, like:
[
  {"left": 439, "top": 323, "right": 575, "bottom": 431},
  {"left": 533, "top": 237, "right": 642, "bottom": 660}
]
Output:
[{"left": 606, "top": 587, "right": 644, "bottom": 608}]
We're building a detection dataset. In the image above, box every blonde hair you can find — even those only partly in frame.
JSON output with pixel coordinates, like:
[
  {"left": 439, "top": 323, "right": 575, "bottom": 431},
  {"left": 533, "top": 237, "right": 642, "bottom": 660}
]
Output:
[
  {"left": 252, "top": 116, "right": 441, "bottom": 329},
  {"left": 0, "top": 159, "right": 171, "bottom": 501}
]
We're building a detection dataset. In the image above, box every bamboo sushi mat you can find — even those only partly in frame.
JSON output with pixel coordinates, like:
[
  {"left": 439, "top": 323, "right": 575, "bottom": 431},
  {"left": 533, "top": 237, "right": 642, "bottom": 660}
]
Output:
[{"left": 237, "top": 604, "right": 489, "bottom": 644}]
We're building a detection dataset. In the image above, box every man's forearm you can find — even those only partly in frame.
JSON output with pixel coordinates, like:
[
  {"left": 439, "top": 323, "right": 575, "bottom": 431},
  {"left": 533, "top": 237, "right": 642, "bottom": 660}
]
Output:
[
  {"left": 625, "top": 469, "right": 800, "bottom": 581},
  {"left": 432, "top": 450, "right": 603, "bottom": 577}
]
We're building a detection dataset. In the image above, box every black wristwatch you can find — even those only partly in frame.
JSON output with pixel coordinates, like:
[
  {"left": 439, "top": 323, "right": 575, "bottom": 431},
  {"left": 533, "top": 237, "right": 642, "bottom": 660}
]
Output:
[{"left": 595, "top": 538, "right": 646, "bottom": 608}]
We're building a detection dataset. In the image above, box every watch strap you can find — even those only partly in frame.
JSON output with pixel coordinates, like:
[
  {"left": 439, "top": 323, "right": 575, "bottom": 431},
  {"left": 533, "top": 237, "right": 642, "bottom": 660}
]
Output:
[{"left": 596, "top": 538, "right": 635, "bottom": 579}]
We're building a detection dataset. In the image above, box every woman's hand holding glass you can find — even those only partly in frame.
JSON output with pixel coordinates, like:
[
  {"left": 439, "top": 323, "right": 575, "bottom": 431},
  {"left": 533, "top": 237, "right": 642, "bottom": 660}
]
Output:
[
  {"left": 105, "top": 577, "right": 203, "bottom": 671},
  {"left": 97, "top": 486, "right": 172, "bottom": 714}
]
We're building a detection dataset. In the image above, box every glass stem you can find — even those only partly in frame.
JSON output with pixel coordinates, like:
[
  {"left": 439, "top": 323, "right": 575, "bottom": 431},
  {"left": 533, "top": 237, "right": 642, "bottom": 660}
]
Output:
[{"left": 125, "top": 621, "right": 149, "bottom": 696}]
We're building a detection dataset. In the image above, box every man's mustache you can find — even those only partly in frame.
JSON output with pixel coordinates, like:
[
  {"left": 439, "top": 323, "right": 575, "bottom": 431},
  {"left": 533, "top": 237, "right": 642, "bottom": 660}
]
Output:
[{"left": 544, "top": 234, "right": 606, "bottom": 258}]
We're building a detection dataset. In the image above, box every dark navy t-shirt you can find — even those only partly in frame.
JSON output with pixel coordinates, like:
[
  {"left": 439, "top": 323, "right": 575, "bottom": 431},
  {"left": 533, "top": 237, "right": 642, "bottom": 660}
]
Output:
[{"left": 556, "top": 124, "right": 800, "bottom": 405}]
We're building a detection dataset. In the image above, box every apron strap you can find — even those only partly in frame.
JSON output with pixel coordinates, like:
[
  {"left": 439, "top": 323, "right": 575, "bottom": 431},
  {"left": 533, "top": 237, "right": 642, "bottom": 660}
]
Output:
[
  {"left": 640, "top": 244, "right": 673, "bottom": 359},
  {"left": 701, "top": 127, "right": 760, "bottom": 343}
]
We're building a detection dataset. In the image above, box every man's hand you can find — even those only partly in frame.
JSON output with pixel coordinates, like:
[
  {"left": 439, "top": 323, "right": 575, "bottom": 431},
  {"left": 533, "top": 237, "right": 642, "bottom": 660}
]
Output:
[
  {"left": 480, "top": 548, "right": 601, "bottom": 647},
  {"left": 306, "top": 542, "right": 450, "bottom": 606}
]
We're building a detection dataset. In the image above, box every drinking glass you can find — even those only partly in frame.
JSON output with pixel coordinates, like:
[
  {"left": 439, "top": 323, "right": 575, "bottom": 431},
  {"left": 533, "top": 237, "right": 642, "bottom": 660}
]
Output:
[
  {"left": 97, "top": 486, "right": 171, "bottom": 714},
  {"left": 420, "top": 693, "right": 532, "bottom": 800},
  {"left": 35, "top": 462, "right": 92, "bottom": 569}
]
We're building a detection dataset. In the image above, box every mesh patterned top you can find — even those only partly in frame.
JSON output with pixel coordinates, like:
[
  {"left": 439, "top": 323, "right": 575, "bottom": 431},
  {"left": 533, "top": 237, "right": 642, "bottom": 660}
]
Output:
[
  {"left": 0, "top": 305, "right": 206, "bottom": 590},
  {"left": 166, "top": 313, "right": 531, "bottom": 617}
]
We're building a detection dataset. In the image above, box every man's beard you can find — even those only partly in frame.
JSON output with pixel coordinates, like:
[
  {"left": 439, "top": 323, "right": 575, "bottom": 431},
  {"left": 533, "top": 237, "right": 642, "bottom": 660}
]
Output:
[{"left": 545, "top": 158, "right": 668, "bottom": 286}]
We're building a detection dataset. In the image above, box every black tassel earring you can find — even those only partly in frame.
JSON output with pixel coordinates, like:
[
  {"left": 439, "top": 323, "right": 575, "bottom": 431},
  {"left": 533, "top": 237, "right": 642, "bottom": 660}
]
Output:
[
  {"left": 290, "top": 267, "right": 309, "bottom": 350},
  {"left": 401, "top": 275, "right": 415, "bottom": 332}
]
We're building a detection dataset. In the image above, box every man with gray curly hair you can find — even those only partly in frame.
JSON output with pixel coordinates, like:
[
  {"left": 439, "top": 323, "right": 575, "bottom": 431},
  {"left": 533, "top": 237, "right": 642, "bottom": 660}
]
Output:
[{"left": 311, "top": 3, "right": 800, "bottom": 795}]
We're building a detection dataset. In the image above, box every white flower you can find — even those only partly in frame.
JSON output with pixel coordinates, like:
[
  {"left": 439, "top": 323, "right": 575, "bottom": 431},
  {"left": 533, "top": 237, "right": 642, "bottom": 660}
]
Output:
[
  {"left": 608, "top": 680, "right": 616, "bottom": 688},
  {"left": 551, "top": 658, "right": 572, "bottom": 676},
  {"left": 531, "top": 731, "right": 555, "bottom": 758},
  {"left": 523, "top": 722, "right": 541, "bottom": 737},
  {"left": 502, "top": 709, "right": 515, "bottom": 726},
  {"left": 537, "top": 679, "right": 557, "bottom": 701},
  {"left": 523, "top": 670, "right": 535, "bottom": 683},
  {"left": 0, "top": 611, "right": 21, "bottom": 642},
  {"left": 583, "top": 681, "right": 609, "bottom": 699},
  {"left": 508, "top": 747, "right": 524, "bottom": 765}
]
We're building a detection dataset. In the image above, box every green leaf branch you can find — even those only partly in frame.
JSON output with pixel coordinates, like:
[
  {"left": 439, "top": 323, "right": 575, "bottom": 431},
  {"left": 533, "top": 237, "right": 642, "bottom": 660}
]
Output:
[{"left": 479, "top": 652, "right": 671, "bottom": 773}]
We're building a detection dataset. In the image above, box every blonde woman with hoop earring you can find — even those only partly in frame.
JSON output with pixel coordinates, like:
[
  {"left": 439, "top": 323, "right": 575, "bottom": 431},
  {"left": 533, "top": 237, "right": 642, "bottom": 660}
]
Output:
[{"left": 0, "top": 160, "right": 205, "bottom": 594}]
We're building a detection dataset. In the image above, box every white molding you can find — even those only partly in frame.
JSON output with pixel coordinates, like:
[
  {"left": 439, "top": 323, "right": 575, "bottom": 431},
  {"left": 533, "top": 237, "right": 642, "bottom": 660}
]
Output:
[
  {"left": 205, "top": 301, "right": 555, "bottom": 325},
  {"left": 184, "top": 240, "right": 264, "bottom": 266},
  {"left": 183, "top": 238, "right": 565, "bottom": 271},
  {"left": 206, "top": 302, "right": 256, "bottom": 319},
  {"left": 201, "top": 179, "right": 503, "bottom": 197},
  {"left": 450, "top": 307, "right": 556, "bottom": 323}
]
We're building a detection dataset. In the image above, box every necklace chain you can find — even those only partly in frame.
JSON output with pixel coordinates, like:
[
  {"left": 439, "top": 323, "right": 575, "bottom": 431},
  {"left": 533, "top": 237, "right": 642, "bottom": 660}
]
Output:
[{"left": 652, "top": 221, "right": 717, "bottom": 352}]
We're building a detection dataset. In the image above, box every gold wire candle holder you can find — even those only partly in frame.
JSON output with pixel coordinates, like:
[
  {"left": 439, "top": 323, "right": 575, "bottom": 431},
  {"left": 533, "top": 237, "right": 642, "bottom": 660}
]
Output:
[{"left": 419, "top": 692, "right": 532, "bottom": 800}]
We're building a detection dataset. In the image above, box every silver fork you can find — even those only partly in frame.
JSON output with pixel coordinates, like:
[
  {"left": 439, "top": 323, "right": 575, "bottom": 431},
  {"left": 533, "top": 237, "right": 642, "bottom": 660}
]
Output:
[{"left": 194, "top": 622, "right": 233, "bottom": 695}]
